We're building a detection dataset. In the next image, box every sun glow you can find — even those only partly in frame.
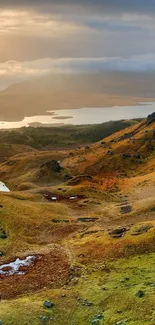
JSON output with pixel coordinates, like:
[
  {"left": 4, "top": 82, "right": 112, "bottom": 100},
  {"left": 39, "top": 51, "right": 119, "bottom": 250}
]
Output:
[{"left": 0, "top": 9, "right": 84, "bottom": 36}]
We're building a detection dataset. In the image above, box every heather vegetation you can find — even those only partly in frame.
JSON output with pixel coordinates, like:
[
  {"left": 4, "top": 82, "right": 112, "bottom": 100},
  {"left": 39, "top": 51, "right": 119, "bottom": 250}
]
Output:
[
  {"left": 0, "top": 116, "right": 155, "bottom": 325},
  {"left": 0, "top": 119, "right": 139, "bottom": 149}
]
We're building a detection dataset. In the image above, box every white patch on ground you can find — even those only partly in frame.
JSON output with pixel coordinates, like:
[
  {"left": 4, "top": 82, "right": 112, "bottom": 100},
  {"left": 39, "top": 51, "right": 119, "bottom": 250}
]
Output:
[
  {"left": 0, "top": 256, "right": 36, "bottom": 276},
  {"left": 52, "top": 197, "right": 57, "bottom": 201},
  {"left": 0, "top": 181, "right": 10, "bottom": 193},
  {"left": 69, "top": 196, "right": 77, "bottom": 200}
]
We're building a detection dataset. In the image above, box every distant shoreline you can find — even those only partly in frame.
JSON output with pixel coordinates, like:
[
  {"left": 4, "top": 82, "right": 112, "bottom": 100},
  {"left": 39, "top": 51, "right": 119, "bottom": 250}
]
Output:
[
  {"left": 0, "top": 96, "right": 154, "bottom": 123},
  {"left": 0, "top": 102, "right": 154, "bottom": 130}
]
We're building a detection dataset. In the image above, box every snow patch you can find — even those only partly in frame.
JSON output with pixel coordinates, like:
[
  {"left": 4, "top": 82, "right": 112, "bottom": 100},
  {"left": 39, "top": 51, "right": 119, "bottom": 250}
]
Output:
[
  {"left": 0, "top": 256, "right": 36, "bottom": 276},
  {"left": 0, "top": 181, "right": 10, "bottom": 193}
]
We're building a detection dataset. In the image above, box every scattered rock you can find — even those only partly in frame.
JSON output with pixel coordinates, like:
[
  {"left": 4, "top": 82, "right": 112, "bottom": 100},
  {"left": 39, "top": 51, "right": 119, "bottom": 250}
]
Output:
[
  {"left": 0, "top": 230, "right": 7, "bottom": 239},
  {"left": 108, "top": 227, "right": 128, "bottom": 238},
  {"left": 52, "top": 219, "right": 69, "bottom": 223},
  {"left": 136, "top": 290, "right": 145, "bottom": 298},
  {"left": 0, "top": 252, "right": 4, "bottom": 257},
  {"left": 77, "top": 217, "right": 98, "bottom": 223},
  {"left": 70, "top": 265, "right": 82, "bottom": 278},
  {"left": 41, "top": 159, "right": 62, "bottom": 173},
  {"left": 116, "top": 321, "right": 125, "bottom": 325},
  {"left": 92, "top": 320, "right": 100, "bottom": 325},
  {"left": 95, "top": 313, "right": 104, "bottom": 320},
  {"left": 40, "top": 316, "right": 49, "bottom": 324},
  {"left": 43, "top": 301, "right": 54, "bottom": 308},
  {"left": 92, "top": 313, "right": 104, "bottom": 324},
  {"left": 120, "top": 205, "right": 132, "bottom": 214},
  {"left": 107, "top": 150, "right": 113, "bottom": 155},
  {"left": 81, "top": 299, "right": 93, "bottom": 307},
  {"left": 133, "top": 153, "right": 141, "bottom": 159},
  {"left": 61, "top": 293, "right": 66, "bottom": 298},
  {"left": 122, "top": 153, "right": 131, "bottom": 159},
  {"left": 131, "top": 224, "right": 153, "bottom": 236}
]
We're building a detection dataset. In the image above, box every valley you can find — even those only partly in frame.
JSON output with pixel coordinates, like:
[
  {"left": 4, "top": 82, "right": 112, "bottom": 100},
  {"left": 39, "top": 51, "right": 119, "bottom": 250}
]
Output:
[{"left": 0, "top": 114, "right": 155, "bottom": 325}]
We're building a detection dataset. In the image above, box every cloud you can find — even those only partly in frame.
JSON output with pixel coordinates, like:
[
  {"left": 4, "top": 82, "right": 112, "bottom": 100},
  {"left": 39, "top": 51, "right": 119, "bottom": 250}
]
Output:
[
  {"left": 1, "top": 56, "right": 155, "bottom": 77},
  {"left": 1, "top": 7, "right": 155, "bottom": 63},
  {"left": 1, "top": 53, "right": 155, "bottom": 90},
  {"left": 0, "top": 0, "right": 155, "bottom": 14},
  {"left": 0, "top": 2, "right": 155, "bottom": 69},
  {"left": 0, "top": 10, "right": 86, "bottom": 36}
]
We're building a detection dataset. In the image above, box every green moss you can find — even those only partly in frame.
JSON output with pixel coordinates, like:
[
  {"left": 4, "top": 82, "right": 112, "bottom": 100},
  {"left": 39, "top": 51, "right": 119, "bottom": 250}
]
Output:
[{"left": 0, "top": 253, "right": 154, "bottom": 325}]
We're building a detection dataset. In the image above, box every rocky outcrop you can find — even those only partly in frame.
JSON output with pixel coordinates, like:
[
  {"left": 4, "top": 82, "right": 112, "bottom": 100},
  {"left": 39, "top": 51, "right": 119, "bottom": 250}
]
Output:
[
  {"left": 146, "top": 112, "right": 155, "bottom": 125},
  {"left": 41, "top": 159, "right": 62, "bottom": 173},
  {"left": 108, "top": 227, "right": 128, "bottom": 238}
]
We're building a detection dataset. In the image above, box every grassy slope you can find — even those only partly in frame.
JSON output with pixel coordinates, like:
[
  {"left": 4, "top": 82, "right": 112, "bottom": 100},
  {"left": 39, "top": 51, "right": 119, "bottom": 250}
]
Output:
[
  {"left": 0, "top": 190, "right": 155, "bottom": 324},
  {"left": 0, "top": 117, "right": 155, "bottom": 325},
  {"left": 1, "top": 253, "right": 155, "bottom": 325},
  {"left": 0, "top": 120, "right": 138, "bottom": 150}
]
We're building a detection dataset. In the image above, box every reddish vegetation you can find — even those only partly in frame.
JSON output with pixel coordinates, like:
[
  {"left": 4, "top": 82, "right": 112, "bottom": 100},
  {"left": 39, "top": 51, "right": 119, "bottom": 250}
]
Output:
[
  {"left": 76, "top": 236, "right": 155, "bottom": 264},
  {"left": 42, "top": 191, "right": 85, "bottom": 202},
  {"left": 0, "top": 247, "right": 70, "bottom": 299}
]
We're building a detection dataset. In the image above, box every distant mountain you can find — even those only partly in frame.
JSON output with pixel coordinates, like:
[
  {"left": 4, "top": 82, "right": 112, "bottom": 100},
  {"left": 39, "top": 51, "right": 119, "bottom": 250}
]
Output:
[{"left": 0, "top": 71, "right": 155, "bottom": 121}]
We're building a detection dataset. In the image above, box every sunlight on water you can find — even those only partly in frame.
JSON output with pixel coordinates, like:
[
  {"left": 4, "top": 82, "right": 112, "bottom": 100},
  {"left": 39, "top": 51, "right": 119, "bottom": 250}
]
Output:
[{"left": 0, "top": 102, "right": 155, "bottom": 129}]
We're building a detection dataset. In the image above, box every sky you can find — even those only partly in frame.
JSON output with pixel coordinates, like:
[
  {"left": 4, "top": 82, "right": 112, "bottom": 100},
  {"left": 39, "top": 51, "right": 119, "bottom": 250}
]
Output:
[{"left": 0, "top": 0, "right": 155, "bottom": 89}]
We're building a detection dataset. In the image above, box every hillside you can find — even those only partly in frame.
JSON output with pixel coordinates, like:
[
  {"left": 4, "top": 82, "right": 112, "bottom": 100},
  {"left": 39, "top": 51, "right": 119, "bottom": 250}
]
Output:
[
  {"left": 0, "top": 119, "right": 138, "bottom": 150},
  {"left": 0, "top": 115, "right": 155, "bottom": 325}
]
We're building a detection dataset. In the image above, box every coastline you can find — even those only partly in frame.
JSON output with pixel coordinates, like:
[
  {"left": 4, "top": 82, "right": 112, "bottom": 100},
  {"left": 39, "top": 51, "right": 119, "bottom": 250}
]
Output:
[{"left": 0, "top": 94, "right": 153, "bottom": 122}]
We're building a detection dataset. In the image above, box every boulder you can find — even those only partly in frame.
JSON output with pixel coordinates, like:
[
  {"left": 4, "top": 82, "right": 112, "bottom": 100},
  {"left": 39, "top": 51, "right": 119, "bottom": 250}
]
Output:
[
  {"left": 108, "top": 227, "right": 128, "bottom": 238},
  {"left": 0, "top": 231, "right": 7, "bottom": 239},
  {"left": 77, "top": 217, "right": 98, "bottom": 223},
  {"left": 137, "top": 159, "right": 143, "bottom": 164},
  {"left": 133, "top": 153, "right": 141, "bottom": 159},
  {"left": 136, "top": 290, "right": 145, "bottom": 298},
  {"left": 146, "top": 112, "right": 155, "bottom": 125},
  {"left": 120, "top": 205, "right": 132, "bottom": 214},
  {"left": 43, "top": 301, "right": 54, "bottom": 308},
  {"left": 41, "top": 160, "right": 62, "bottom": 173},
  {"left": 122, "top": 153, "right": 131, "bottom": 159}
]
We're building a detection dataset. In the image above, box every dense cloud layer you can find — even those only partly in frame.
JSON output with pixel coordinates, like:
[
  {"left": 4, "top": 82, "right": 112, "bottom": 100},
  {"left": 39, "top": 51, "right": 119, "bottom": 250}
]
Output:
[
  {"left": 1, "top": 54, "right": 155, "bottom": 90},
  {"left": 0, "top": 0, "right": 155, "bottom": 84},
  {"left": 0, "top": 0, "right": 155, "bottom": 13}
]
